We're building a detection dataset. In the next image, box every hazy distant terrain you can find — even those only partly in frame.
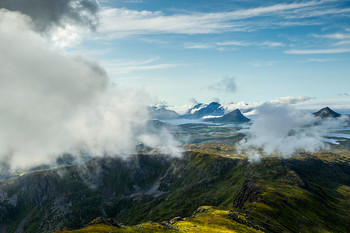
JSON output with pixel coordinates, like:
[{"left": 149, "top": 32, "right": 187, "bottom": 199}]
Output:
[{"left": 0, "top": 106, "right": 350, "bottom": 232}]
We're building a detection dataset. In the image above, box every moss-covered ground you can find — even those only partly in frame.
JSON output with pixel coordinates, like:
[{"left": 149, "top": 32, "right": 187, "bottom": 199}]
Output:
[{"left": 58, "top": 206, "right": 260, "bottom": 233}]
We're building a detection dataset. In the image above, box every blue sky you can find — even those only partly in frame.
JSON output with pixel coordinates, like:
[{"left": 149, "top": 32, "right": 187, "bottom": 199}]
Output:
[{"left": 68, "top": 0, "right": 350, "bottom": 109}]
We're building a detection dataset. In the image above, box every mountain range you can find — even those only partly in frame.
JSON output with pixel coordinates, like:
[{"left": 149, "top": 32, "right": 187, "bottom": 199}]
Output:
[
  {"left": 150, "top": 103, "right": 345, "bottom": 124},
  {"left": 150, "top": 102, "right": 250, "bottom": 123},
  {"left": 1, "top": 105, "right": 349, "bottom": 233}
]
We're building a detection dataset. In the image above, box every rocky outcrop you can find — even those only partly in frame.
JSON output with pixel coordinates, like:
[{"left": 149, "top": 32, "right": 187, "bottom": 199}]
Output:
[
  {"left": 233, "top": 179, "right": 261, "bottom": 209},
  {"left": 88, "top": 217, "right": 121, "bottom": 227}
]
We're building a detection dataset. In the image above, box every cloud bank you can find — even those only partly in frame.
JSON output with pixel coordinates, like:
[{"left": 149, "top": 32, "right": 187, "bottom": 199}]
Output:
[
  {"left": 0, "top": 9, "right": 181, "bottom": 169},
  {"left": 0, "top": 0, "right": 99, "bottom": 32},
  {"left": 239, "top": 103, "right": 347, "bottom": 162}
]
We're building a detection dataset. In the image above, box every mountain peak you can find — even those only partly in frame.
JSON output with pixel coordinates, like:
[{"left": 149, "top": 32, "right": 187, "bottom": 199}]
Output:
[
  {"left": 205, "top": 108, "right": 250, "bottom": 123},
  {"left": 313, "top": 107, "right": 341, "bottom": 118},
  {"left": 184, "top": 102, "right": 224, "bottom": 119}
]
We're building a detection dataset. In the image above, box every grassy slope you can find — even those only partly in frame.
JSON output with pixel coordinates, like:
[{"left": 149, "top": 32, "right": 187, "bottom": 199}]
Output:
[
  {"left": 58, "top": 206, "right": 260, "bottom": 233},
  {"left": 229, "top": 150, "right": 350, "bottom": 232},
  {"left": 104, "top": 151, "right": 247, "bottom": 225},
  {"left": 2, "top": 147, "right": 350, "bottom": 232},
  {"left": 59, "top": 148, "right": 350, "bottom": 233}
]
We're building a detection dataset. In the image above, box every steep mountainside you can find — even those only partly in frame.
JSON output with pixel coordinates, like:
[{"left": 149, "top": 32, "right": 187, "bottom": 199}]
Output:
[
  {"left": 205, "top": 109, "right": 250, "bottom": 123},
  {"left": 1, "top": 148, "right": 350, "bottom": 233}
]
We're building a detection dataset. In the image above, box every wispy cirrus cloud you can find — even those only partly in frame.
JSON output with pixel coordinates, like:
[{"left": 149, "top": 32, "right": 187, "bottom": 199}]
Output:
[
  {"left": 184, "top": 40, "right": 284, "bottom": 50},
  {"left": 216, "top": 41, "right": 251, "bottom": 46},
  {"left": 285, "top": 48, "right": 350, "bottom": 54},
  {"left": 305, "top": 58, "right": 339, "bottom": 62},
  {"left": 333, "top": 41, "right": 350, "bottom": 46},
  {"left": 313, "top": 32, "right": 350, "bottom": 46},
  {"left": 260, "top": 41, "right": 285, "bottom": 47},
  {"left": 95, "top": 1, "right": 346, "bottom": 39},
  {"left": 101, "top": 58, "right": 182, "bottom": 76},
  {"left": 317, "top": 33, "right": 350, "bottom": 40},
  {"left": 184, "top": 43, "right": 214, "bottom": 49}
]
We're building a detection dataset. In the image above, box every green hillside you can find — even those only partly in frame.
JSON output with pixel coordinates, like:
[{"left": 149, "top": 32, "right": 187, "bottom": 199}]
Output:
[{"left": 1, "top": 147, "right": 350, "bottom": 232}]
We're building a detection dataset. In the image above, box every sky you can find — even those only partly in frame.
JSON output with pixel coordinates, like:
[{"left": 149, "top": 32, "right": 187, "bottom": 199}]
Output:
[
  {"left": 2, "top": 0, "right": 350, "bottom": 110},
  {"left": 0, "top": 0, "right": 349, "bottom": 167}
]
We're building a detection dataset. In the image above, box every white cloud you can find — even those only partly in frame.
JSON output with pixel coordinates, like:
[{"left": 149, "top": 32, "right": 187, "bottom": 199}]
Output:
[
  {"left": 306, "top": 58, "right": 338, "bottom": 62},
  {"left": 285, "top": 6, "right": 350, "bottom": 19},
  {"left": 316, "top": 33, "right": 350, "bottom": 40},
  {"left": 222, "top": 101, "right": 261, "bottom": 113},
  {"left": 101, "top": 58, "right": 181, "bottom": 76},
  {"left": 216, "top": 41, "right": 251, "bottom": 46},
  {"left": 334, "top": 40, "right": 350, "bottom": 46},
  {"left": 95, "top": 1, "right": 338, "bottom": 38},
  {"left": 285, "top": 48, "right": 350, "bottom": 54},
  {"left": 138, "top": 128, "right": 182, "bottom": 157},
  {"left": 184, "top": 40, "right": 284, "bottom": 51},
  {"left": 184, "top": 43, "right": 213, "bottom": 49},
  {"left": 51, "top": 24, "right": 84, "bottom": 48},
  {"left": 173, "top": 96, "right": 350, "bottom": 116},
  {"left": 167, "top": 105, "right": 194, "bottom": 115},
  {"left": 260, "top": 41, "right": 285, "bottom": 47},
  {"left": 294, "top": 97, "right": 350, "bottom": 111},
  {"left": 223, "top": 96, "right": 312, "bottom": 113},
  {"left": 0, "top": 9, "right": 181, "bottom": 169},
  {"left": 239, "top": 103, "right": 347, "bottom": 162},
  {"left": 314, "top": 32, "right": 350, "bottom": 47},
  {"left": 270, "top": 96, "right": 311, "bottom": 105}
]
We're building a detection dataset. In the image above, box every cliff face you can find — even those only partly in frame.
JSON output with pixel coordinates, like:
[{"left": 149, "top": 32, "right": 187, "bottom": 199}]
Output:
[
  {"left": 0, "top": 154, "right": 173, "bottom": 232},
  {"left": 1, "top": 150, "right": 350, "bottom": 233}
]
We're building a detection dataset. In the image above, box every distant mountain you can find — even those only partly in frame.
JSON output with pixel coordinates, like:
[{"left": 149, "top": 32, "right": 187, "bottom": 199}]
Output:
[
  {"left": 205, "top": 109, "right": 250, "bottom": 123},
  {"left": 148, "top": 106, "right": 180, "bottom": 120},
  {"left": 183, "top": 102, "right": 225, "bottom": 119},
  {"left": 182, "top": 103, "right": 206, "bottom": 118},
  {"left": 313, "top": 107, "right": 341, "bottom": 118},
  {"left": 185, "top": 103, "right": 205, "bottom": 114}
]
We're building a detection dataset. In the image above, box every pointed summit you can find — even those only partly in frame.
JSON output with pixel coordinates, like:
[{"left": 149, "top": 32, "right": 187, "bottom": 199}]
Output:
[
  {"left": 205, "top": 109, "right": 250, "bottom": 123},
  {"left": 313, "top": 107, "right": 341, "bottom": 118}
]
